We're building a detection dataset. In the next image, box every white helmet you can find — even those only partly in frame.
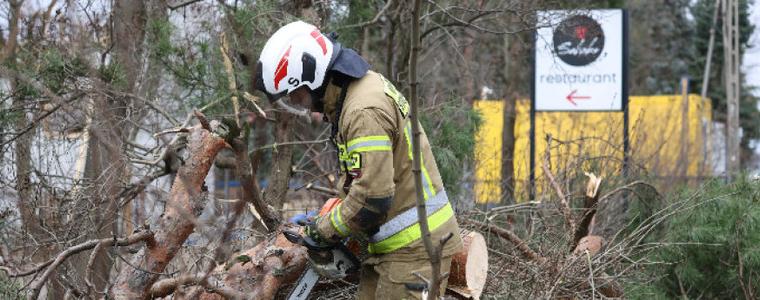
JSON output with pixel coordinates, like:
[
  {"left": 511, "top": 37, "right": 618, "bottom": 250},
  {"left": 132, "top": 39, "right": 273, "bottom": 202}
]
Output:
[{"left": 255, "top": 21, "right": 336, "bottom": 101}]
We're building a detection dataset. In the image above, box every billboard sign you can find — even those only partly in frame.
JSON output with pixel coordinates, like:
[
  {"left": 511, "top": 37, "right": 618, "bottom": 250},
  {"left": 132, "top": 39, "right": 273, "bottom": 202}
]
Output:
[{"left": 534, "top": 9, "right": 626, "bottom": 111}]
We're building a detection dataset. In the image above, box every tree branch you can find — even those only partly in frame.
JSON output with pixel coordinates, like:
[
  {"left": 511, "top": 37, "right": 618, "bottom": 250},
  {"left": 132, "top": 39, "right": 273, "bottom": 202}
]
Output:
[
  {"left": 149, "top": 273, "right": 245, "bottom": 299},
  {"left": 463, "top": 219, "right": 547, "bottom": 264},
  {"left": 231, "top": 138, "right": 281, "bottom": 231},
  {"left": 85, "top": 240, "right": 108, "bottom": 296},
  {"left": 250, "top": 138, "right": 330, "bottom": 153},
  {"left": 542, "top": 163, "right": 577, "bottom": 235},
  {"left": 27, "top": 230, "right": 155, "bottom": 300},
  {"left": 409, "top": 0, "right": 446, "bottom": 298},
  {"left": 0, "top": 258, "right": 55, "bottom": 278},
  {"left": 339, "top": 0, "right": 394, "bottom": 30},
  {"left": 166, "top": 0, "right": 205, "bottom": 10}
]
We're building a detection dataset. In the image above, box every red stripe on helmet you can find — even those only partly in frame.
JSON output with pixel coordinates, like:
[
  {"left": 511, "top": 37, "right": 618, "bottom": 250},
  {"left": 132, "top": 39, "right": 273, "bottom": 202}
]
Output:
[
  {"left": 273, "top": 45, "right": 292, "bottom": 90},
  {"left": 310, "top": 29, "right": 327, "bottom": 55}
]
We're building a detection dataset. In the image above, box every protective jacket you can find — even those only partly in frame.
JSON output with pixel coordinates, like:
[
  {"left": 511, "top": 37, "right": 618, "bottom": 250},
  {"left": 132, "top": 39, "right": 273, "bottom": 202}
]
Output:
[{"left": 315, "top": 70, "right": 463, "bottom": 261}]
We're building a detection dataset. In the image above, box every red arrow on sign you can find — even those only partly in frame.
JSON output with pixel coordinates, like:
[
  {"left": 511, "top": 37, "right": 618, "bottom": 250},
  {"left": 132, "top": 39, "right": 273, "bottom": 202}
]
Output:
[{"left": 566, "top": 89, "right": 591, "bottom": 106}]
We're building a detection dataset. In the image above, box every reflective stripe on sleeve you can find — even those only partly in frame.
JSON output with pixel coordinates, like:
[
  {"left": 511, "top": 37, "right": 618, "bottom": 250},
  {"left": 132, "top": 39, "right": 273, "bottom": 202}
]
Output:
[
  {"left": 346, "top": 135, "right": 392, "bottom": 153},
  {"left": 330, "top": 203, "right": 350, "bottom": 237}
]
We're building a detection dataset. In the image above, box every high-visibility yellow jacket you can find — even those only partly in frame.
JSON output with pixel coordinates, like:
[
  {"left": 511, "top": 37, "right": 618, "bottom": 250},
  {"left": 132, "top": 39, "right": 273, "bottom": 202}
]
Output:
[{"left": 315, "top": 70, "right": 463, "bottom": 261}]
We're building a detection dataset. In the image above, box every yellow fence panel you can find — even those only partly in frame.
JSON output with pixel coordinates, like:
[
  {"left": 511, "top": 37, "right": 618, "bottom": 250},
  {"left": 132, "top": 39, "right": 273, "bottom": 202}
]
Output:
[
  {"left": 473, "top": 100, "right": 504, "bottom": 204},
  {"left": 475, "top": 94, "right": 712, "bottom": 203}
]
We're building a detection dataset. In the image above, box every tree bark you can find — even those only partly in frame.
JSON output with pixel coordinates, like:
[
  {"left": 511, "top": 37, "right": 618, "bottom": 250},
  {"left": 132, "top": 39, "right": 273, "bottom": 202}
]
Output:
[
  {"left": 111, "top": 127, "right": 228, "bottom": 300},
  {"left": 198, "top": 225, "right": 309, "bottom": 300},
  {"left": 500, "top": 31, "right": 521, "bottom": 205},
  {"left": 264, "top": 112, "right": 295, "bottom": 211}
]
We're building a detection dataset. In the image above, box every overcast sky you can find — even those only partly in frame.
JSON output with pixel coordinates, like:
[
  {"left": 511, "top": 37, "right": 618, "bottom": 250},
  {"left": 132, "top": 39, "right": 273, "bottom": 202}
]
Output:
[
  {"left": 745, "top": 1, "right": 760, "bottom": 172},
  {"left": 745, "top": 2, "right": 760, "bottom": 100}
]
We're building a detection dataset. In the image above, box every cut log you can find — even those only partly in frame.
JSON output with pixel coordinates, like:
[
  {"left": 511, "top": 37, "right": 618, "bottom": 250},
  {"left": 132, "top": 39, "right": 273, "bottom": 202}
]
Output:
[
  {"left": 447, "top": 230, "right": 488, "bottom": 300},
  {"left": 573, "top": 235, "right": 604, "bottom": 257}
]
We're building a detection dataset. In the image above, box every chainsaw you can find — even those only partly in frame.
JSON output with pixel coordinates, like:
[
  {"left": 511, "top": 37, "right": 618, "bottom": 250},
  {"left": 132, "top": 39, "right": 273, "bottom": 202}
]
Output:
[{"left": 284, "top": 198, "right": 360, "bottom": 300}]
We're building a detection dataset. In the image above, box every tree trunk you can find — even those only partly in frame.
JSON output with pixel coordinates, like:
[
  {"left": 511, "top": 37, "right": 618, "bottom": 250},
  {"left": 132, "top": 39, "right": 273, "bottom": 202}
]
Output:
[
  {"left": 126, "top": 0, "right": 169, "bottom": 234},
  {"left": 111, "top": 126, "right": 228, "bottom": 299},
  {"left": 500, "top": 22, "right": 526, "bottom": 204},
  {"left": 6, "top": 1, "right": 65, "bottom": 297},
  {"left": 79, "top": 0, "right": 148, "bottom": 292},
  {"left": 501, "top": 96, "right": 516, "bottom": 204},
  {"left": 264, "top": 111, "right": 295, "bottom": 211},
  {"left": 79, "top": 92, "right": 129, "bottom": 291}
]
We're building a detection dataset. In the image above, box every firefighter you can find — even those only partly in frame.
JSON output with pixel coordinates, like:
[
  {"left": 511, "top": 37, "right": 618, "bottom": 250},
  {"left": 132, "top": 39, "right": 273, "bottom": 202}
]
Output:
[{"left": 255, "top": 21, "right": 463, "bottom": 299}]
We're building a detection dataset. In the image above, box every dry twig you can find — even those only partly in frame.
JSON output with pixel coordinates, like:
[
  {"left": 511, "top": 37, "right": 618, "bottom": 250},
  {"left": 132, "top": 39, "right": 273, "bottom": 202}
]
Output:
[
  {"left": 463, "top": 219, "right": 547, "bottom": 264},
  {"left": 27, "top": 230, "right": 155, "bottom": 300},
  {"left": 542, "top": 163, "right": 577, "bottom": 235}
]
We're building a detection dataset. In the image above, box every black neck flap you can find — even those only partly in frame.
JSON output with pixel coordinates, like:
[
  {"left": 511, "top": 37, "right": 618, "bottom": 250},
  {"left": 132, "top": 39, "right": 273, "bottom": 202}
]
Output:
[{"left": 330, "top": 75, "right": 351, "bottom": 143}]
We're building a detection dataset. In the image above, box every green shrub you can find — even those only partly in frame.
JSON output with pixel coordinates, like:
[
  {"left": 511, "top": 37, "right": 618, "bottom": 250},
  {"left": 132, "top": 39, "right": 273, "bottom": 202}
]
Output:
[
  {"left": 628, "top": 177, "right": 760, "bottom": 299},
  {"left": 420, "top": 99, "right": 481, "bottom": 197}
]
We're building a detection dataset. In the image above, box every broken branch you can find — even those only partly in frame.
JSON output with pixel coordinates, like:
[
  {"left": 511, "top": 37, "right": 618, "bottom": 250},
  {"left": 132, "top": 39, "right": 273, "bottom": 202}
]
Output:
[{"left": 572, "top": 172, "right": 603, "bottom": 250}]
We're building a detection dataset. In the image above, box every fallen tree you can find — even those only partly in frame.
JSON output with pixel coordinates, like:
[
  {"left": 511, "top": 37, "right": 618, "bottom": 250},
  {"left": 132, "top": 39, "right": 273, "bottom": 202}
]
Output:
[
  {"left": 189, "top": 228, "right": 489, "bottom": 300},
  {"left": 111, "top": 114, "right": 231, "bottom": 300}
]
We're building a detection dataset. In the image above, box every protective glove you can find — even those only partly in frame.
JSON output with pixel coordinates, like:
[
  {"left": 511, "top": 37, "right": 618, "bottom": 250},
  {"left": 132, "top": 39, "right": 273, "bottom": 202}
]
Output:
[
  {"left": 304, "top": 218, "right": 331, "bottom": 246},
  {"left": 289, "top": 211, "right": 317, "bottom": 226},
  {"left": 289, "top": 211, "right": 331, "bottom": 247}
]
